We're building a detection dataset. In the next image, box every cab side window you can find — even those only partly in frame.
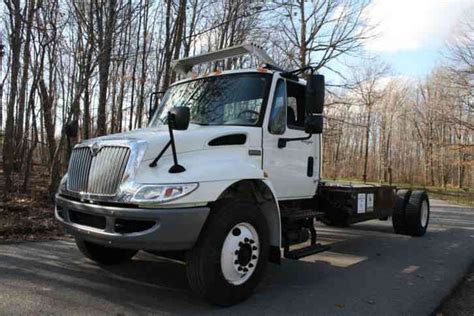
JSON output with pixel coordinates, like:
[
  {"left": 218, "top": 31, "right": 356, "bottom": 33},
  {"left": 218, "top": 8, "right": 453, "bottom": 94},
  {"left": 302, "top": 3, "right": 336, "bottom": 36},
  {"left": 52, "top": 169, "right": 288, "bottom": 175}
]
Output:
[
  {"left": 287, "top": 81, "right": 305, "bottom": 129},
  {"left": 269, "top": 79, "right": 286, "bottom": 134}
]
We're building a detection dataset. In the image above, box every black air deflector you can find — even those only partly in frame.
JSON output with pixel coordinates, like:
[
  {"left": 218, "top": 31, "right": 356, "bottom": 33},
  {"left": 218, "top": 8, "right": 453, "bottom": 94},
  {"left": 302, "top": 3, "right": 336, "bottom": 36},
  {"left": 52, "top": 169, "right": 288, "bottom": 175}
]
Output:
[
  {"left": 208, "top": 134, "right": 247, "bottom": 146},
  {"left": 69, "top": 210, "right": 106, "bottom": 229}
]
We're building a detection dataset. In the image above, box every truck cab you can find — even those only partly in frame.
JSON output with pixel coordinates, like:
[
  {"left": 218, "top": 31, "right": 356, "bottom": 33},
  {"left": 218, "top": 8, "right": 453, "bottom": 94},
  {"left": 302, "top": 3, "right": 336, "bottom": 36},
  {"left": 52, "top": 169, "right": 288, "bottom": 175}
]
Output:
[{"left": 55, "top": 44, "right": 430, "bottom": 306}]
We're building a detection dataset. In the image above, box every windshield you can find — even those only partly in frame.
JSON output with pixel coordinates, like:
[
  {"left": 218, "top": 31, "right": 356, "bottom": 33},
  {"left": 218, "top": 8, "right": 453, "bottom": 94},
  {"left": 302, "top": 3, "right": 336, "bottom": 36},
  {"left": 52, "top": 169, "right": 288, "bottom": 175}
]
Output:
[{"left": 149, "top": 73, "right": 271, "bottom": 127}]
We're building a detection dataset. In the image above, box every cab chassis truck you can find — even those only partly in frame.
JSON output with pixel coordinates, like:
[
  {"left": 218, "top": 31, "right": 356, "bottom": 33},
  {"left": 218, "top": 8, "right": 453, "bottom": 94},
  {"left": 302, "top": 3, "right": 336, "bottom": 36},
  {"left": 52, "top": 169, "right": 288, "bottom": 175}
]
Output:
[{"left": 55, "top": 44, "right": 430, "bottom": 306}]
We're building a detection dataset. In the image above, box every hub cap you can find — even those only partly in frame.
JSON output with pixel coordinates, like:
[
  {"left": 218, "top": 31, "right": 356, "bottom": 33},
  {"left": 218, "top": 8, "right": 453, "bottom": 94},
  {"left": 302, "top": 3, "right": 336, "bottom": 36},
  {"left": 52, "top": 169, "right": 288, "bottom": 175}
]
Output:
[
  {"left": 220, "top": 223, "right": 260, "bottom": 285},
  {"left": 420, "top": 200, "right": 429, "bottom": 227}
]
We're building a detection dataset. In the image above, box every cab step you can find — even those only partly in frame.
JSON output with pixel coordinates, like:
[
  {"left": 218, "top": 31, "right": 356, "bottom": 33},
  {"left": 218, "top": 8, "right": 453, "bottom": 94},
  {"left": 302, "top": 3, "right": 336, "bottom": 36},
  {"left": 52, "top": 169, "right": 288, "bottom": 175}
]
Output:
[{"left": 284, "top": 243, "right": 330, "bottom": 260}]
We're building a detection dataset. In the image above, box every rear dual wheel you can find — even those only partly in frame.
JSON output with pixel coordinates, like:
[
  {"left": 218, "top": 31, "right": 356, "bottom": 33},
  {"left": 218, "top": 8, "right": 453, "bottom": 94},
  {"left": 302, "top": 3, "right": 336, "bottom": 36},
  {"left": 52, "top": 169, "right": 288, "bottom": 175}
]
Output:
[{"left": 392, "top": 190, "right": 430, "bottom": 236}]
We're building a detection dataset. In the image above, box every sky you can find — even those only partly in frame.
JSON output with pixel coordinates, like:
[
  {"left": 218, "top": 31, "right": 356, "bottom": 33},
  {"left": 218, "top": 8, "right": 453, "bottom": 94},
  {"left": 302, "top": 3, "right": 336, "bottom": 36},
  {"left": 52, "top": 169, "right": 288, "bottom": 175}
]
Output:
[{"left": 361, "top": 0, "right": 473, "bottom": 79}]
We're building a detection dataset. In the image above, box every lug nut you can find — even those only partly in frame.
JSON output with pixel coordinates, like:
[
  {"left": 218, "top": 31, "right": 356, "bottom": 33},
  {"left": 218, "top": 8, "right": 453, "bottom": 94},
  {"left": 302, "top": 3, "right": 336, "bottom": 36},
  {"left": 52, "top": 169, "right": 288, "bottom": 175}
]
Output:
[
  {"left": 249, "top": 263, "right": 254, "bottom": 268},
  {"left": 238, "top": 266, "right": 243, "bottom": 271},
  {"left": 252, "top": 255, "right": 257, "bottom": 260},
  {"left": 243, "top": 268, "right": 248, "bottom": 272},
  {"left": 252, "top": 246, "right": 257, "bottom": 251},
  {"left": 235, "top": 250, "right": 239, "bottom": 255},
  {"left": 244, "top": 238, "right": 249, "bottom": 242},
  {"left": 249, "top": 239, "right": 255, "bottom": 244},
  {"left": 234, "top": 260, "right": 239, "bottom": 264}
]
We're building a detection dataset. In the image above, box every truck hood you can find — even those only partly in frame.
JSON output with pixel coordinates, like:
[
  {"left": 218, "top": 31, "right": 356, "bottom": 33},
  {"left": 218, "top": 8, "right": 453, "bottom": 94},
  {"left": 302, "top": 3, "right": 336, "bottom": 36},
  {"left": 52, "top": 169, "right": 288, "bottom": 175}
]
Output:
[{"left": 82, "top": 124, "right": 260, "bottom": 162}]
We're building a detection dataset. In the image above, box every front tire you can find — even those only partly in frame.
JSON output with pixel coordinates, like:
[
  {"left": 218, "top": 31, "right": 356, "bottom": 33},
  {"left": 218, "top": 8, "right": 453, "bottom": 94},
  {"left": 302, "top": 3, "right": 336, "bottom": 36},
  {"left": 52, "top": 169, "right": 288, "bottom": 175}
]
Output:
[
  {"left": 75, "top": 238, "right": 138, "bottom": 265},
  {"left": 186, "top": 200, "right": 269, "bottom": 306}
]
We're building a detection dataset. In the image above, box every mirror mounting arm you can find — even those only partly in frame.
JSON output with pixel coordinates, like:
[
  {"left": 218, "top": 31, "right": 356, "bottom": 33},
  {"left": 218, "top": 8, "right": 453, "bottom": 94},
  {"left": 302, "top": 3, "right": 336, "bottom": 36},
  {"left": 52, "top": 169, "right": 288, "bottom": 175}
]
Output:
[
  {"left": 149, "top": 112, "right": 186, "bottom": 173},
  {"left": 278, "top": 133, "right": 313, "bottom": 149},
  {"left": 149, "top": 139, "right": 172, "bottom": 168}
]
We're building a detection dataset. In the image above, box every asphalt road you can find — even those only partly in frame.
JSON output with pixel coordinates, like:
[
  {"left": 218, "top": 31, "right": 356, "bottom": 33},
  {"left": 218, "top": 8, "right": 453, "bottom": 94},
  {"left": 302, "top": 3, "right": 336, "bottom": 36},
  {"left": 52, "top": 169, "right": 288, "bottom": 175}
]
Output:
[{"left": 1, "top": 199, "right": 473, "bottom": 315}]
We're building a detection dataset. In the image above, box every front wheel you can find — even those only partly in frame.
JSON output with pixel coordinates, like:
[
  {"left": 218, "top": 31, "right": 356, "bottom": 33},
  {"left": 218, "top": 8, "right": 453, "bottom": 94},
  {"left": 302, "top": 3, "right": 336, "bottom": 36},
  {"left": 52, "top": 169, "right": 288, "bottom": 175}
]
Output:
[
  {"left": 75, "top": 238, "right": 138, "bottom": 265},
  {"left": 186, "top": 200, "right": 269, "bottom": 306}
]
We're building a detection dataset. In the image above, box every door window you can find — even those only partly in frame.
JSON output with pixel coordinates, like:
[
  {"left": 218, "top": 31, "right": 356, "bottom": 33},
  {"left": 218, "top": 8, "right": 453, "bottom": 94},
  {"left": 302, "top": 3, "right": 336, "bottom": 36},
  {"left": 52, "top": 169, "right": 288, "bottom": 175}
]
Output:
[
  {"left": 286, "top": 81, "right": 306, "bottom": 130},
  {"left": 268, "top": 79, "right": 286, "bottom": 135}
]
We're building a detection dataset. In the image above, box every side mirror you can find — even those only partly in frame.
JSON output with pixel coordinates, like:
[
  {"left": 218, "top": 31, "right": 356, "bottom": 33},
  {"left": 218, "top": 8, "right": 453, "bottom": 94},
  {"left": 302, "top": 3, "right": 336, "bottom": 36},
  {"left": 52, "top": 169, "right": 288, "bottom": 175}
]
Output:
[
  {"left": 168, "top": 106, "right": 190, "bottom": 130},
  {"left": 65, "top": 120, "right": 79, "bottom": 138},
  {"left": 305, "top": 74, "right": 325, "bottom": 114},
  {"left": 304, "top": 115, "right": 323, "bottom": 134}
]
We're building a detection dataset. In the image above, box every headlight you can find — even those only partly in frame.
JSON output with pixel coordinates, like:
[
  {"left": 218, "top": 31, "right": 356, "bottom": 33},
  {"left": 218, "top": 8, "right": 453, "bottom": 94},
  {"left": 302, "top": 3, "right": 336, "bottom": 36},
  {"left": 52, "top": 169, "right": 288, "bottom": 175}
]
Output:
[
  {"left": 132, "top": 183, "right": 198, "bottom": 203},
  {"left": 58, "top": 174, "right": 68, "bottom": 193}
]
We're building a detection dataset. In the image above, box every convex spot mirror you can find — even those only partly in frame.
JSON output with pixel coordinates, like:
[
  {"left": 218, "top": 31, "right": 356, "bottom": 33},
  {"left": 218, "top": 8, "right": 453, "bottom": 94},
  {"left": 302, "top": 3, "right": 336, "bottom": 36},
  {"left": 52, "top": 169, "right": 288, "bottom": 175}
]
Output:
[
  {"left": 305, "top": 74, "right": 325, "bottom": 114},
  {"left": 169, "top": 106, "right": 190, "bottom": 130},
  {"left": 305, "top": 115, "right": 323, "bottom": 134}
]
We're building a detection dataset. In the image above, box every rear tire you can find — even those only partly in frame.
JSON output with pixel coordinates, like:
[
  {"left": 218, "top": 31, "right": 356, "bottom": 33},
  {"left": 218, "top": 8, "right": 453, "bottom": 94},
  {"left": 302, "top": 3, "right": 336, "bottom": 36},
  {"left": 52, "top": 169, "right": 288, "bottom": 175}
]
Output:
[
  {"left": 392, "top": 190, "right": 410, "bottom": 234},
  {"left": 75, "top": 238, "right": 138, "bottom": 265},
  {"left": 405, "top": 190, "right": 430, "bottom": 236},
  {"left": 186, "top": 200, "right": 269, "bottom": 306}
]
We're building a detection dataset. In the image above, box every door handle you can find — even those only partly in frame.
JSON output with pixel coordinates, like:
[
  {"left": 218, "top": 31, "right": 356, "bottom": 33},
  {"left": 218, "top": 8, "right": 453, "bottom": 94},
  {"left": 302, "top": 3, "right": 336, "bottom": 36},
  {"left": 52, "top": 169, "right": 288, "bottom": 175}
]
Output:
[{"left": 307, "top": 157, "right": 314, "bottom": 177}]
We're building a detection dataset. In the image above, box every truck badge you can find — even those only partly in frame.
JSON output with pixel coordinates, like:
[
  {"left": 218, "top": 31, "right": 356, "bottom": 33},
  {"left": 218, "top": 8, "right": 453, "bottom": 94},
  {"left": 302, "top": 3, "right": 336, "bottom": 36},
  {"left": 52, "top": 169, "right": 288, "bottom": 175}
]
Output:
[{"left": 90, "top": 142, "right": 101, "bottom": 156}]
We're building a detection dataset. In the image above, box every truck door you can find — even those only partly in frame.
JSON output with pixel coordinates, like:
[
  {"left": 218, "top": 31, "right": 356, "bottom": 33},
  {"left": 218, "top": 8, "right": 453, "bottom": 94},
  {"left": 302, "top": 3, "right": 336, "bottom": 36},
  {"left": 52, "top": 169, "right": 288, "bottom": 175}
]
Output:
[{"left": 262, "top": 77, "right": 320, "bottom": 199}]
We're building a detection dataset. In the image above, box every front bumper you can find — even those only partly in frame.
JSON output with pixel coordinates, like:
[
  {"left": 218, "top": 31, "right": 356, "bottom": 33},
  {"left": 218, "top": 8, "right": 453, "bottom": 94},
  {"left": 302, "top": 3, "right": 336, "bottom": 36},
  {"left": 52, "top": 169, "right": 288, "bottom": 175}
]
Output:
[{"left": 55, "top": 194, "right": 210, "bottom": 251}]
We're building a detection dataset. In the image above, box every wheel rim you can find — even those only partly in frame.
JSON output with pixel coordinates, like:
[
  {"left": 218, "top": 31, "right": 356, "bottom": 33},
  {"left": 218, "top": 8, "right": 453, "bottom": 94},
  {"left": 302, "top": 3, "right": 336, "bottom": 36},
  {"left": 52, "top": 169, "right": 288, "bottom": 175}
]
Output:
[
  {"left": 420, "top": 200, "right": 429, "bottom": 227},
  {"left": 220, "top": 222, "right": 260, "bottom": 285}
]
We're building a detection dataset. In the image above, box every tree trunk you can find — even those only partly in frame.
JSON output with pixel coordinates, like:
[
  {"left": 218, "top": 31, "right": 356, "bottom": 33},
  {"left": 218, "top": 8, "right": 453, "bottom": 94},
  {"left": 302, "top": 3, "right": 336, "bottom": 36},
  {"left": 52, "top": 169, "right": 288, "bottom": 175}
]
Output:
[
  {"left": 363, "top": 107, "right": 372, "bottom": 183},
  {"left": 96, "top": 0, "right": 117, "bottom": 136},
  {"left": 3, "top": 0, "right": 23, "bottom": 194},
  {"left": 169, "top": 0, "right": 186, "bottom": 84},
  {"left": 16, "top": 0, "right": 36, "bottom": 169},
  {"left": 161, "top": 0, "right": 173, "bottom": 91},
  {"left": 299, "top": 0, "right": 307, "bottom": 68},
  {"left": 136, "top": 0, "right": 150, "bottom": 128},
  {"left": 38, "top": 79, "right": 56, "bottom": 163}
]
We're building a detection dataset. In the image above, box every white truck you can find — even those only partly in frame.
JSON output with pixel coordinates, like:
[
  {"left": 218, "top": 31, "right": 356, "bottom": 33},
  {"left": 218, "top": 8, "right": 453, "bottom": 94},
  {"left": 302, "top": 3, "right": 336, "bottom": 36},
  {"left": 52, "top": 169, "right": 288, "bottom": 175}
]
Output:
[{"left": 55, "top": 44, "right": 430, "bottom": 306}]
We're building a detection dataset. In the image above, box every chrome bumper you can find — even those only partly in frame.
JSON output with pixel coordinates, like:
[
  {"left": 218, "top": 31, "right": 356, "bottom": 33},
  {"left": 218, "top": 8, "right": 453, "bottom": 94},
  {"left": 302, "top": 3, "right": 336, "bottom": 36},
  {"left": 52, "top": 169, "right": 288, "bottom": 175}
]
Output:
[{"left": 55, "top": 194, "right": 210, "bottom": 251}]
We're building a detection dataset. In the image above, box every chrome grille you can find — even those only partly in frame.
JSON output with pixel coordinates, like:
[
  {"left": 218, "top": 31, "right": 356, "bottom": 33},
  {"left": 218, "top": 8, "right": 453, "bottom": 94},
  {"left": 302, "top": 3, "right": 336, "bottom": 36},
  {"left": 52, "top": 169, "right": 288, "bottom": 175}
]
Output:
[{"left": 67, "top": 146, "right": 131, "bottom": 195}]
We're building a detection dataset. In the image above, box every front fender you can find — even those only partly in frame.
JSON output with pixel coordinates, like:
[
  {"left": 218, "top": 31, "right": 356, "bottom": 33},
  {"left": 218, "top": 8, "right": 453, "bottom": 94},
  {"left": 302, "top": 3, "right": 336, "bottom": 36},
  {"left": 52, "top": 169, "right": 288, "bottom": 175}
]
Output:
[{"left": 134, "top": 148, "right": 265, "bottom": 206}]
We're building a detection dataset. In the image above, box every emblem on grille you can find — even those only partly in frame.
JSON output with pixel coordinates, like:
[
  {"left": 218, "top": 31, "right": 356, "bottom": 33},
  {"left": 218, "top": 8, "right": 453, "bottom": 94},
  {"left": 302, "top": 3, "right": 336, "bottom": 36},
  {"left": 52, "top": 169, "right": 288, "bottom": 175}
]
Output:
[{"left": 90, "top": 142, "right": 102, "bottom": 157}]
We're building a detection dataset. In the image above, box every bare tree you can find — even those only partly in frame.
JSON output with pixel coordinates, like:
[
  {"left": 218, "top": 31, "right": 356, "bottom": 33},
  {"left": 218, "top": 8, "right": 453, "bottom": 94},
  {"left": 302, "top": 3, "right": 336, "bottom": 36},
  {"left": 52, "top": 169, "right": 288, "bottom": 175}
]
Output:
[
  {"left": 95, "top": 0, "right": 119, "bottom": 136},
  {"left": 269, "top": 0, "right": 371, "bottom": 72},
  {"left": 348, "top": 60, "right": 390, "bottom": 182},
  {"left": 0, "top": 30, "right": 6, "bottom": 130},
  {"left": 15, "top": 0, "right": 36, "bottom": 168},
  {"left": 2, "top": 0, "right": 24, "bottom": 193}
]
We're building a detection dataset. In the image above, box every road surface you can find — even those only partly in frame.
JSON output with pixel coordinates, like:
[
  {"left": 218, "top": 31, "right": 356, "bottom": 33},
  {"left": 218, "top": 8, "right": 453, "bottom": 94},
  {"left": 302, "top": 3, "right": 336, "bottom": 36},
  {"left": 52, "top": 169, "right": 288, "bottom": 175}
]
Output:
[{"left": 0, "top": 199, "right": 473, "bottom": 315}]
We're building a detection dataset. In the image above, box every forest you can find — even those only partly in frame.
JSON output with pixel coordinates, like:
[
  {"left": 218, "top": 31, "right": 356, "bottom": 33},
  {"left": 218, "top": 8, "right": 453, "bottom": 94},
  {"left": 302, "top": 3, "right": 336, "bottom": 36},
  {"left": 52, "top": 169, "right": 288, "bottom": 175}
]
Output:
[{"left": 0, "top": 0, "right": 472, "bottom": 203}]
